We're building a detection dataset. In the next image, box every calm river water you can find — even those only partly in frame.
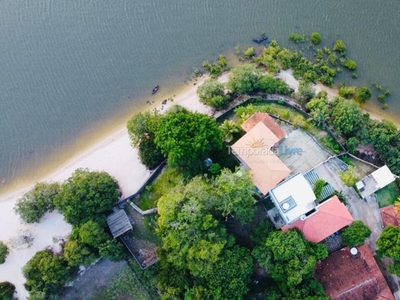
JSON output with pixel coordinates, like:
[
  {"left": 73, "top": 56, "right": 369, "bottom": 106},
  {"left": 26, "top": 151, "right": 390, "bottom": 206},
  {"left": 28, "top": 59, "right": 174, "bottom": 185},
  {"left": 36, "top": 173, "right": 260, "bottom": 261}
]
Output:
[{"left": 0, "top": 0, "right": 399, "bottom": 193}]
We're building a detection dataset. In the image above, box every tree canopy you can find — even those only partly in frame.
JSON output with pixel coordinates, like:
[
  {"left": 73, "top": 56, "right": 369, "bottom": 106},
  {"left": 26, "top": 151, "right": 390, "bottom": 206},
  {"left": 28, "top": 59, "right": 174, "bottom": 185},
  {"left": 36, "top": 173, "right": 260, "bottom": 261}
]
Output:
[
  {"left": 355, "top": 87, "right": 372, "bottom": 103},
  {"left": 227, "top": 64, "right": 262, "bottom": 94},
  {"left": 154, "top": 110, "right": 223, "bottom": 171},
  {"left": 341, "top": 220, "right": 371, "bottom": 246},
  {"left": 54, "top": 169, "right": 120, "bottom": 226},
  {"left": 330, "top": 97, "right": 363, "bottom": 137},
  {"left": 23, "top": 250, "right": 70, "bottom": 297},
  {"left": 156, "top": 170, "right": 256, "bottom": 299},
  {"left": 252, "top": 229, "right": 328, "bottom": 298},
  {"left": 333, "top": 40, "right": 346, "bottom": 54},
  {"left": 377, "top": 225, "right": 400, "bottom": 261},
  {"left": 196, "top": 79, "right": 228, "bottom": 110},
  {"left": 0, "top": 282, "right": 15, "bottom": 300},
  {"left": 311, "top": 32, "right": 322, "bottom": 45},
  {"left": 14, "top": 182, "right": 60, "bottom": 223},
  {"left": 0, "top": 241, "right": 8, "bottom": 264}
]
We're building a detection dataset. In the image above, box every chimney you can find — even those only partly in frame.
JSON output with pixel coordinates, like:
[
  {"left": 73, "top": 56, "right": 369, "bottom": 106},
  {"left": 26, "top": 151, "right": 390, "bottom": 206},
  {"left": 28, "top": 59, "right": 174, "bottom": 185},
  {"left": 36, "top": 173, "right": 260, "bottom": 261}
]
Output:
[{"left": 350, "top": 247, "right": 359, "bottom": 258}]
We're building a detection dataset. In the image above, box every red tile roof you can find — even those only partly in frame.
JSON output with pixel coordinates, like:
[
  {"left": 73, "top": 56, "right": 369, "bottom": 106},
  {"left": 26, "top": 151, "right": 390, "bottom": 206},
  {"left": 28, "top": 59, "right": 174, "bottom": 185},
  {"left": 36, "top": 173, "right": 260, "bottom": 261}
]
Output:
[
  {"left": 282, "top": 196, "right": 354, "bottom": 243},
  {"left": 380, "top": 205, "right": 400, "bottom": 227},
  {"left": 314, "top": 244, "right": 394, "bottom": 300},
  {"left": 241, "top": 112, "right": 286, "bottom": 140}
]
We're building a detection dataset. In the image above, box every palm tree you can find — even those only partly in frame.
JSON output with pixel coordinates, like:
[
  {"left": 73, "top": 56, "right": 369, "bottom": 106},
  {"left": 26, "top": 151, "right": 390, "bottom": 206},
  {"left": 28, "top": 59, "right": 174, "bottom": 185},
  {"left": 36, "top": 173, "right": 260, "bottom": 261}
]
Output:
[{"left": 220, "top": 120, "right": 240, "bottom": 143}]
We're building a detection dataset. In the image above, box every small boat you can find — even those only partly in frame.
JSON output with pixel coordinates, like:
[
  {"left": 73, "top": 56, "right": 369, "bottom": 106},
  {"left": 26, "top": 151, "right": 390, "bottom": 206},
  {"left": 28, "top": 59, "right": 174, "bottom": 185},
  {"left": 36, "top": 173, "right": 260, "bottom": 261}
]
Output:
[
  {"left": 152, "top": 85, "right": 159, "bottom": 95},
  {"left": 252, "top": 38, "right": 262, "bottom": 44},
  {"left": 262, "top": 35, "right": 268, "bottom": 41}
]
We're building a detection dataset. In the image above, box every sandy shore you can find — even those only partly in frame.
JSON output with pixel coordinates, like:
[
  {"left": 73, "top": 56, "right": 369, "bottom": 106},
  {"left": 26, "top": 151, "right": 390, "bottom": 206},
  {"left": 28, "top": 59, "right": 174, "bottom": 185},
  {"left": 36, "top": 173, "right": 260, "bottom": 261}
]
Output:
[{"left": 0, "top": 72, "right": 229, "bottom": 299}]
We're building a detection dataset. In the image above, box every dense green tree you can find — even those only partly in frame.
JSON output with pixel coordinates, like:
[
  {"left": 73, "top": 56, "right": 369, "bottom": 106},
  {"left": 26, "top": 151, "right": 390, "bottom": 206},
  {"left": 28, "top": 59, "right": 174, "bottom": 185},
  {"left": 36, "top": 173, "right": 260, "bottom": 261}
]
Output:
[
  {"left": 14, "top": 182, "right": 60, "bottom": 223},
  {"left": 313, "top": 179, "right": 326, "bottom": 200},
  {"left": 377, "top": 225, "right": 400, "bottom": 261},
  {"left": 196, "top": 79, "right": 227, "bottom": 110},
  {"left": 345, "top": 137, "right": 360, "bottom": 153},
  {"left": 0, "top": 241, "right": 8, "bottom": 264},
  {"left": 63, "top": 238, "right": 97, "bottom": 266},
  {"left": 252, "top": 230, "right": 328, "bottom": 298},
  {"left": 341, "top": 59, "right": 357, "bottom": 70},
  {"left": 338, "top": 86, "right": 356, "bottom": 99},
  {"left": 311, "top": 32, "right": 322, "bottom": 45},
  {"left": 154, "top": 111, "right": 223, "bottom": 170},
  {"left": 338, "top": 166, "right": 359, "bottom": 187},
  {"left": 227, "top": 64, "right": 262, "bottom": 94},
  {"left": 355, "top": 87, "right": 372, "bottom": 103},
  {"left": 330, "top": 97, "right": 363, "bottom": 136},
  {"left": 298, "top": 83, "right": 316, "bottom": 104},
  {"left": 54, "top": 169, "right": 120, "bottom": 226},
  {"left": 258, "top": 75, "right": 289, "bottom": 95},
  {"left": 23, "top": 250, "right": 70, "bottom": 297},
  {"left": 127, "top": 111, "right": 164, "bottom": 169},
  {"left": 219, "top": 120, "right": 240, "bottom": 142},
  {"left": 289, "top": 33, "right": 306, "bottom": 43},
  {"left": 333, "top": 40, "right": 346, "bottom": 54},
  {"left": 341, "top": 220, "right": 371, "bottom": 246},
  {"left": 0, "top": 282, "right": 15, "bottom": 300}
]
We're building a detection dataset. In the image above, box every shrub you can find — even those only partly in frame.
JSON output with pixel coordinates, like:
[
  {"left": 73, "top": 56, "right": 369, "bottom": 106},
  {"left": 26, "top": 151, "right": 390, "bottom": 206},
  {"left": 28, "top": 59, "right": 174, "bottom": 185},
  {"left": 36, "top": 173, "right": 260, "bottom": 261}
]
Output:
[
  {"left": 14, "top": 182, "right": 60, "bottom": 223},
  {"left": 313, "top": 179, "right": 326, "bottom": 200},
  {"left": 342, "top": 221, "right": 371, "bottom": 246},
  {"left": 289, "top": 33, "right": 306, "bottom": 43},
  {"left": 338, "top": 86, "right": 356, "bottom": 99},
  {"left": 0, "top": 282, "right": 15, "bottom": 300},
  {"left": 333, "top": 40, "right": 346, "bottom": 54},
  {"left": 243, "top": 47, "right": 255, "bottom": 59},
  {"left": 355, "top": 87, "right": 372, "bottom": 103},
  {"left": 341, "top": 59, "right": 357, "bottom": 70},
  {"left": 197, "top": 79, "right": 227, "bottom": 110},
  {"left": 311, "top": 32, "right": 322, "bottom": 45},
  {"left": 338, "top": 166, "right": 358, "bottom": 187},
  {"left": 0, "top": 241, "right": 8, "bottom": 264}
]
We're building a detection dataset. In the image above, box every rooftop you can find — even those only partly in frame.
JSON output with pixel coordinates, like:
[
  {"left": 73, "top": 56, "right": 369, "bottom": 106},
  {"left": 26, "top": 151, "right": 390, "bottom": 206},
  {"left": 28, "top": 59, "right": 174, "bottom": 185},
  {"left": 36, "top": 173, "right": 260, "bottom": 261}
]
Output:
[
  {"left": 241, "top": 112, "right": 287, "bottom": 140},
  {"left": 106, "top": 209, "right": 133, "bottom": 238},
  {"left": 314, "top": 244, "right": 394, "bottom": 300},
  {"left": 231, "top": 121, "right": 291, "bottom": 195},
  {"left": 372, "top": 165, "right": 396, "bottom": 189},
  {"left": 380, "top": 205, "right": 400, "bottom": 227},
  {"left": 269, "top": 173, "right": 316, "bottom": 224},
  {"left": 357, "top": 165, "right": 396, "bottom": 199},
  {"left": 282, "top": 195, "right": 354, "bottom": 243}
]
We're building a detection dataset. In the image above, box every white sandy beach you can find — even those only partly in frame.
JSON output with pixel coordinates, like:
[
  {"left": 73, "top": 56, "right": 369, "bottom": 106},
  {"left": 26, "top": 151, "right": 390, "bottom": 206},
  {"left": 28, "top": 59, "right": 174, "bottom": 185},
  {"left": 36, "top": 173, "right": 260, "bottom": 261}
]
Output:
[{"left": 0, "top": 72, "right": 229, "bottom": 299}]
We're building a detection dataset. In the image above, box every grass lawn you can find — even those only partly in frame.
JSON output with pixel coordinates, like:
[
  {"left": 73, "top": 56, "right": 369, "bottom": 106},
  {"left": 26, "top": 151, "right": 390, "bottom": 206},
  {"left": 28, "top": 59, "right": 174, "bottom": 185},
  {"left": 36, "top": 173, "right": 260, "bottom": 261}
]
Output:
[
  {"left": 134, "top": 167, "right": 184, "bottom": 210},
  {"left": 377, "top": 182, "right": 399, "bottom": 208},
  {"left": 90, "top": 265, "right": 152, "bottom": 300}
]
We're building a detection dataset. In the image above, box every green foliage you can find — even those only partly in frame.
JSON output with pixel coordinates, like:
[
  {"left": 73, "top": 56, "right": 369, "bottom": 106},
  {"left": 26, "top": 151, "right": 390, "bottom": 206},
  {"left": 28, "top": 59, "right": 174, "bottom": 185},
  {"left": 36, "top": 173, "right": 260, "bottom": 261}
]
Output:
[
  {"left": 0, "top": 241, "right": 8, "bottom": 264},
  {"left": 328, "top": 52, "right": 337, "bottom": 66},
  {"left": 0, "top": 282, "right": 15, "bottom": 300},
  {"left": 243, "top": 47, "right": 255, "bottom": 59},
  {"left": 258, "top": 75, "right": 290, "bottom": 95},
  {"left": 311, "top": 32, "right": 322, "bottom": 45},
  {"left": 330, "top": 97, "right": 363, "bottom": 136},
  {"left": 355, "top": 87, "right": 372, "bottom": 103},
  {"left": 313, "top": 179, "right": 326, "bottom": 200},
  {"left": 196, "top": 79, "right": 227, "bottom": 110},
  {"left": 289, "top": 33, "right": 306, "bottom": 43},
  {"left": 338, "top": 86, "right": 356, "bottom": 99},
  {"left": 341, "top": 58, "right": 357, "bottom": 70},
  {"left": 306, "top": 96, "right": 329, "bottom": 127},
  {"left": 345, "top": 137, "right": 359, "bottom": 153},
  {"left": 252, "top": 230, "right": 328, "bottom": 298},
  {"left": 203, "top": 55, "right": 227, "bottom": 77},
  {"left": 156, "top": 171, "right": 255, "bottom": 298},
  {"left": 154, "top": 111, "right": 223, "bottom": 172},
  {"left": 377, "top": 226, "right": 400, "bottom": 261},
  {"left": 219, "top": 120, "right": 240, "bottom": 142},
  {"left": 378, "top": 94, "right": 386, "bottom": 102},
  {"left": 209, "top": 163, "right": 221, "bottom": 175},
  {"left": 333, "top": 40, "right": 346, "bottom": 54},
  {"left": 341, "top": 220, "right": 371, "bottom": 246},
  {"left": 23, "top": 250, "right": 70, "bottom": 297},
  {"left": 388, "top": 261, "right": 400, "bottom": 277},
  {"left": 298, "top": 83, "right": 316, "bottom": 104},
  {"left": 14, "top": 182, "right": 60, "bottom": 223},
  {"left": 338, "top": 166, "right": 358, "bottom": 187},
  {"left": 227, "top": 64, "right": 262, "bottom": 94},
  {"left": 138, "top": 138, "right": 165, "bottom": 170},
  {"left": 127, "top": 111, "right": 164, "bottom": 169},
  {"left": 55, "top": 169, "right": 120, "bottom": 226}
]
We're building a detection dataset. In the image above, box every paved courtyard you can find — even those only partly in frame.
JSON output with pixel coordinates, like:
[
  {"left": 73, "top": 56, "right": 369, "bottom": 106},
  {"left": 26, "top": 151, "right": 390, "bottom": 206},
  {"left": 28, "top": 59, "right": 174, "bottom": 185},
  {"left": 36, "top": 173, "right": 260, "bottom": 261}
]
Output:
[{"left": 277, "top": 129, "right": 331, "bottom": 174}]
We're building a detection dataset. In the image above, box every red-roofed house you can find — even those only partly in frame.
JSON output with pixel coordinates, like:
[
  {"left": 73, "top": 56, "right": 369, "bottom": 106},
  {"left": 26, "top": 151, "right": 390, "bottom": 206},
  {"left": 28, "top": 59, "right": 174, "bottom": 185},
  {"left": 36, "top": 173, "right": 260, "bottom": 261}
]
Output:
[
  {"left": 380, "top": 205, "right": 400, "bottom": 227},
  {"left": 241, "top": 112, "right": 287, "bottom": 140},
  {"left": 282, "top": 195, "right": 354, "bottom": 243},
  {"left": 314, "top": 244, "right": 394, "bottom": 300}
]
